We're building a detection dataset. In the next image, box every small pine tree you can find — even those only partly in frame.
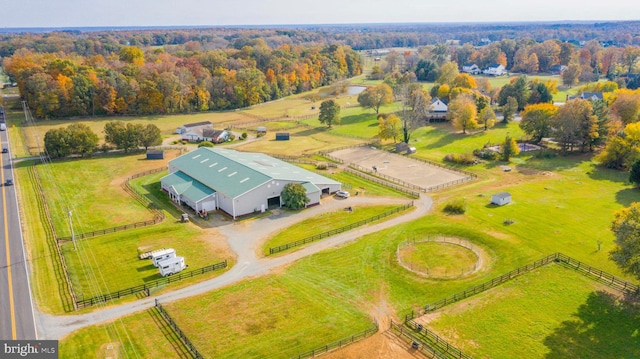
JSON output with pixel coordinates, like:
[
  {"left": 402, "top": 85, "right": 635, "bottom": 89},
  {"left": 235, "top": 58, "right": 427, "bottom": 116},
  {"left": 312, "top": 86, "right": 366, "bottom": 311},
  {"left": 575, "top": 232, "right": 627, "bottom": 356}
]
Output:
[
  {"left": 501, "top": 134, "right": 520, "bottom": 162},
  {"left": 630, "top": 160, "right": 640, "bottom": 187}
]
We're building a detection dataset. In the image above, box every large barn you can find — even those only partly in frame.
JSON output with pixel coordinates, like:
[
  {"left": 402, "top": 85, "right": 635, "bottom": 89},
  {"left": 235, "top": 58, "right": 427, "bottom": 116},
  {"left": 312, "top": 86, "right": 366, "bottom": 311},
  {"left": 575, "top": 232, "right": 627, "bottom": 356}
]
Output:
[{"left": 161, "top": 148, "right": 342, "bottom": 218}]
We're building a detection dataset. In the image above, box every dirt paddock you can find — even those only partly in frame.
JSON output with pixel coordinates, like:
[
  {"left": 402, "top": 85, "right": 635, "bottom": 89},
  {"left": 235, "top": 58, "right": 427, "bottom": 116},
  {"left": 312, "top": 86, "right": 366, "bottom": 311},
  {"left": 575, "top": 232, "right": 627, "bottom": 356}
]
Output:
[{"left": 330, "top": 147, "right": 468, "bottom": 190}]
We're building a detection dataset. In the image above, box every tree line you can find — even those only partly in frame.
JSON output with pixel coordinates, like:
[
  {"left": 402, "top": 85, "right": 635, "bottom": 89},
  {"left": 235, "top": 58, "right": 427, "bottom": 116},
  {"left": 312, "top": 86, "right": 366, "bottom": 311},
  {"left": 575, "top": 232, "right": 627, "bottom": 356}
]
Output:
[
  {"left": 44, "top": 121, "right": 162, "bottom": 158},
  {"left": 3, "top": 41, "right": 361, "bottom": 118}
]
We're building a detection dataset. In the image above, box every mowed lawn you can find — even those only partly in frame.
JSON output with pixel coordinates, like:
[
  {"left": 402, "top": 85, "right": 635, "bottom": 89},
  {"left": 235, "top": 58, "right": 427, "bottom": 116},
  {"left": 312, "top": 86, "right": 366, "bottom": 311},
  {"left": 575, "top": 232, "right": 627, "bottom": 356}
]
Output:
[
  {"left": 233, "top": 126, "right": 367, "bottom": 155},
  {"left": 325, "top": 170, "right": 415, "bottom": 198},
  {"left": 423, "top": 264, "right": 640, "bottom": 359},
  {"left": 37, "top": 152, "right": 175, "bottom": 237},
  {"left": 262, "top": 204, "right": 408, "bottom": 255},
  {"left": 61, "top": 221, "right": 229, "bottom": 300}
]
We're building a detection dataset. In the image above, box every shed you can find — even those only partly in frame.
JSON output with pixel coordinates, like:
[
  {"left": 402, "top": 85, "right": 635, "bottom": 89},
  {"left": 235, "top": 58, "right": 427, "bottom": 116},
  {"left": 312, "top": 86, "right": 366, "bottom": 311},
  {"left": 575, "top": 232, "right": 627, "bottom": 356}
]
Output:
[
  {"left": 491, "top": 192, "right": 511, "bottom": 206},
  {"left": 275, "top": 132, "right": 290, "bottom": 141},
  {"left": 257, "top": 126, "right": 267, "bottom": 134},
  {"left": 147, "top": 150, "right": 165, "bottom": 160}
]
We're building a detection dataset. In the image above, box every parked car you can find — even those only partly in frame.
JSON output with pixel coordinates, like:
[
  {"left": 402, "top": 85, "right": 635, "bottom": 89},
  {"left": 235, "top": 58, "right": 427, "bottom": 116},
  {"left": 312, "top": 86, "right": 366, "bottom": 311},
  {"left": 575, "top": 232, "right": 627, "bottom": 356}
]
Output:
[
  {"left": 2, "top": 148, "right": 7, "bottom": 153},
  {"left": 4, "top": 179, "right": 13, "bottom": 186},
  {"left": 335, "top": 190, "right": 350, "bottom": 198}
]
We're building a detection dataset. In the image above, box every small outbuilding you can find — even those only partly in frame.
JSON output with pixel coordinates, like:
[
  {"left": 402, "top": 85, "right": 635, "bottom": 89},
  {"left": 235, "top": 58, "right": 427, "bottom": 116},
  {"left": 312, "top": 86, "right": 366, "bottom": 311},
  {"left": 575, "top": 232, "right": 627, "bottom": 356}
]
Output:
[
  {"left": 491, "top": 192, "right": 512, "bottom": 206},
  {"left": 146, "top": 150, "right": 165, "bottom": 160},
  {"left": 257, "top": 126, "right": 267, "bottom": 134},
  {"left": 275, "top": 132, "right": 290, "bottom": 141}
]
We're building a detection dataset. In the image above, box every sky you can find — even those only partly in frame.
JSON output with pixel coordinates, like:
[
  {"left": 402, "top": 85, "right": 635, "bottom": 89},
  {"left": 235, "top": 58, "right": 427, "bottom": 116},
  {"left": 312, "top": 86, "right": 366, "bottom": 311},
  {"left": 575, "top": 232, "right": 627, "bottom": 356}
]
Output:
[{"left": 1, "top": 0, "right": 639, "bottom": 28}]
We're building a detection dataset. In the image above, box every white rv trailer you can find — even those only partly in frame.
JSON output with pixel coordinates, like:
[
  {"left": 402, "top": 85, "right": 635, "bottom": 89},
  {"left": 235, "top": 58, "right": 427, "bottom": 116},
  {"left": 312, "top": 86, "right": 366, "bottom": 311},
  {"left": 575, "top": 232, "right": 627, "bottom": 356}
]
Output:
[
  {"left": 151, "top": 248, "right": 176, "bottom": 267},
  {"left": 158, "top": 256, "right": 186, "bottom": 277}
]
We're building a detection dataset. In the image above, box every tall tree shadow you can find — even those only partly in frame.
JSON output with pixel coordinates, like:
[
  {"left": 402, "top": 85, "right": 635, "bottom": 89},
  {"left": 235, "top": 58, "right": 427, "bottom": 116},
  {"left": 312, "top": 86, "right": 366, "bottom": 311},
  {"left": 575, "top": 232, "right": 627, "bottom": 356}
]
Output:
[{"left": 543, "top": 291, "right": 640, "bottom": 358}]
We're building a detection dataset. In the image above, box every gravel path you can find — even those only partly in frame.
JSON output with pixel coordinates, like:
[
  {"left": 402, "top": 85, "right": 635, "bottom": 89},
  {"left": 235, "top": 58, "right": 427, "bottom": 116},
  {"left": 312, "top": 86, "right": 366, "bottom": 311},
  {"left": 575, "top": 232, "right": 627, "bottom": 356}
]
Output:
[{"left": 36, "top": 194, "right": 432, "bottom": 339}]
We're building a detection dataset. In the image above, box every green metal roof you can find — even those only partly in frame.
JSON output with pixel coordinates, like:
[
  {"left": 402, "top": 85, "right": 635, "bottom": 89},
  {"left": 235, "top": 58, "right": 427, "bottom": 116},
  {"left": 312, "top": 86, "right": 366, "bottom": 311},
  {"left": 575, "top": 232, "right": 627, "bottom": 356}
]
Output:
[
  {"left": 301, "top": 182, "right": 320, "bottom": 194},
  {"left": 167, "top": 148, "right": 340, "bottom": 198},
  {"left": 161, "top": 171, "right": 215, "bottom": 203}
]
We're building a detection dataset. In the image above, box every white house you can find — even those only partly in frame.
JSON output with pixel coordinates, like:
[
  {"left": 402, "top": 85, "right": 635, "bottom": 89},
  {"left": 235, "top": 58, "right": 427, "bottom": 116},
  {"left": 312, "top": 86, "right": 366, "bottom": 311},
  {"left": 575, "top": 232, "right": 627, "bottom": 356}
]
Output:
[
  {"left": 176, "top": 121, "right": 213, "bottom": 135},
  {"left": 567, "top": 92, "right": 603, "bottom": 101},
  {"left": 483, "top": 64, "right": 506, "bottom": 76},
  {"left": 430, "top": 97, "right": 448, "bottom": 113},
  {"left": 491, "top": 192, "right": 512, "bottom": 206},
  {"left": 161, "top": 148, "right": 342, "bottom": 218},
  {"left": 462, "top": 64, "right": 481, "bottom": 75}
]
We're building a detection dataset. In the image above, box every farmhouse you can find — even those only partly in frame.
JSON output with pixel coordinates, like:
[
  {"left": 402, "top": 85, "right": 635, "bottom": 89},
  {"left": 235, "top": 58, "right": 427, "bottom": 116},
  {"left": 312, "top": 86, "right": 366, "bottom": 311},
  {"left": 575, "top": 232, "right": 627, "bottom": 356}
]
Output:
[
  {"left": 462, "top": 64, "right": 481, "bottom": 75},
  {"left": 567, "top": 92, "right": 603, "bottom": 101},
  {"left": 483, "top": 64, "right": 506, "bottom": 76},
  {"left": 430, "top": 97, "right": 448, "bottom": 113},
  {"left": 161, "top": 148, "right": 342, "bottom": 218},
  {"left": 177, "top": 121, "right": 229, "bottom": 143}
]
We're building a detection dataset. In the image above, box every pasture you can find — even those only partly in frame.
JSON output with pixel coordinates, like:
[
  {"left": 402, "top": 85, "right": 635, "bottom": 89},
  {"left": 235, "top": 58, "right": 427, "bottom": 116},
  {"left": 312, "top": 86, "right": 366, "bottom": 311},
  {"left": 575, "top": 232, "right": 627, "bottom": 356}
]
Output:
[{"left": 418, "top": 264, "right": 640, "bottom": 358}]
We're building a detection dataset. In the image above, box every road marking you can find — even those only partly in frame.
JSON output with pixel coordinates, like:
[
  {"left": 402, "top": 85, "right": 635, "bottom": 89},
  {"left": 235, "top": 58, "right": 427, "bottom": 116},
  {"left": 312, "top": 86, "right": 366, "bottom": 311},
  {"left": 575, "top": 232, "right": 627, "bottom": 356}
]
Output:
[{"left": 1, "top": 151, "right": 17, "bottom": 339}]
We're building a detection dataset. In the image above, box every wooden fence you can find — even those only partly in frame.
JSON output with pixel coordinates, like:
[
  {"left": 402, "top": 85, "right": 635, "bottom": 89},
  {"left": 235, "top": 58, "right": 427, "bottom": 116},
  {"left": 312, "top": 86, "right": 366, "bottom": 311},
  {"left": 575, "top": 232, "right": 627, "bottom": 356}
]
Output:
[
  {"left": 404, "top": 319, "right": 473, "bottom": 359},
  {"left": 389, "top": 320, "right": 451, "bottom": 359},
  {"left": 292, "top": 321, "right": 378, "bottom": 359},
  {"left": 343, "top": 167, "right": 421, "bottom": 198},
  {"left": 269, "top": 203, "right": 414, "bottom": 255},
  {"left": 29, "top": 164, "right": 78, "bottom": 310},
  {"left": 57, "top": 168, "right": 166, "bottom": 242},
  {"left": 349, "top": 164, "right": 427, "bottom": 192},
  {"left": 76, "top": 260, "right": 228, "bottom": 308},
  {"left": 155, "top": 299, "right": 204, "bottom": 359},
  {"left": 407, "top": 252, "right": 639, "bottom": 320}
]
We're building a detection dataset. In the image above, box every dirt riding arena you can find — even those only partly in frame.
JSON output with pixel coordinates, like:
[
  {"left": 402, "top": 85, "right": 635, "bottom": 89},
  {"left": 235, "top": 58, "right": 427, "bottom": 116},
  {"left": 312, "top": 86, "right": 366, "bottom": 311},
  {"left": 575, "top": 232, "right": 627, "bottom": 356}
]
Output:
[{"left": 330, "top": 147, "right": 468, "bottom": 190}]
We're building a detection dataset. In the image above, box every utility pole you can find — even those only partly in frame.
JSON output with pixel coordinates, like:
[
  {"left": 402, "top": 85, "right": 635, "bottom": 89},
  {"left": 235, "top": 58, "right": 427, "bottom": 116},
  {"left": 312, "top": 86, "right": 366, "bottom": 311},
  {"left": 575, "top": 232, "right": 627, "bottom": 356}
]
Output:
[{"left": 69, "top": 210, "right": 76, "bottom": 250}]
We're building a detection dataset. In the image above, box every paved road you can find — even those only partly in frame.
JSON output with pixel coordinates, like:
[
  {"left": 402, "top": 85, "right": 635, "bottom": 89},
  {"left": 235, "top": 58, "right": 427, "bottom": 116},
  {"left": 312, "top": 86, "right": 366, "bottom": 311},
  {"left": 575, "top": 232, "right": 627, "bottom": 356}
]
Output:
[
  {"left": 0, "top": 114, "right": 38, "bottom": 340},
  {"left": 38, "top": 194, "right": 432, "bottom": 339}
]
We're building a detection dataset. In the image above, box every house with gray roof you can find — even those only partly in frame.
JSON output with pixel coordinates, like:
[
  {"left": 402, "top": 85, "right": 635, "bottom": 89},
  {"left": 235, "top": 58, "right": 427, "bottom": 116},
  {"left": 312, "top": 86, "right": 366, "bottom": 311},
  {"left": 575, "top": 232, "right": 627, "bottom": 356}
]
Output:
[
  {"left": 567, "top": 92, "right": 604, "bottom": 101},
  {"left": 161, "top": 148, "right": 341, "bottom": 218}
]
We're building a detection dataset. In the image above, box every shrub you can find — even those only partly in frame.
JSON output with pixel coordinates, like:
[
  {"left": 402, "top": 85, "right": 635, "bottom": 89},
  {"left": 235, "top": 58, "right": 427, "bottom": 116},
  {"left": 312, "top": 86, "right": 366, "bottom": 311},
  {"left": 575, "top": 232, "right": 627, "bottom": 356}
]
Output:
[
  {"left": 228, "top": 134, "right": 236, "bottom": 141},
  {"left": 444, "top": 153, "right": 476, "bottom": 165},
  {"left": 198, "top": 141, "right": 214, "bottom": 148},
  {"left": 443, "top": 199, "right": 467, "bottom": 214},
  {"left": 316, "top": 162, "right": 328, "bottom": 170},
  {"left": 241, "top": 132, "right": 248, "bottom": 140},
  {"left": 256, "top": 132, "right": 266, "bottom": 138},
  {"left": 100, "top": 143, "right": 112, "bottom": 153},
  {"left": 473, "top": 148, "right": 499, "bottom": 160}
]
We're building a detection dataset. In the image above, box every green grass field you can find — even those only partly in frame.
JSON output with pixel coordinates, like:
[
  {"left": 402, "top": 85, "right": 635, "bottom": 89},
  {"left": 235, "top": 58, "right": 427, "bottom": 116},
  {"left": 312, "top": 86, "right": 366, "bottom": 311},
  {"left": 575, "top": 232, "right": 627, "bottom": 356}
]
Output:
[
  {"left": 232, "top": 125, "right": 367, "bottom": 155},
  {"left": 425, "top": 264, "right": 640, "bottom": 359},
  {"left": 399, "top": 241, "right": 478, "bottom": 276},
  {"left": 61, "top": 221, "right": 229, "bottom": 300},
  {"left": 262, "top": 204, "right": 406, "bottom": 255},
  {"left": 36, "top": 153, "right": 167, "bottom": 238}
]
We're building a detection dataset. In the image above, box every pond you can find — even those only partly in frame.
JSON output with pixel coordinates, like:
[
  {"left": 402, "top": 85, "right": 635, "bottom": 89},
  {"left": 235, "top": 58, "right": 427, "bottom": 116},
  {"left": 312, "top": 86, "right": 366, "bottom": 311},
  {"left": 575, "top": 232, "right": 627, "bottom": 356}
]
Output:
[{"left": 347, "top": 86, "right": 367, "bottom": 95}]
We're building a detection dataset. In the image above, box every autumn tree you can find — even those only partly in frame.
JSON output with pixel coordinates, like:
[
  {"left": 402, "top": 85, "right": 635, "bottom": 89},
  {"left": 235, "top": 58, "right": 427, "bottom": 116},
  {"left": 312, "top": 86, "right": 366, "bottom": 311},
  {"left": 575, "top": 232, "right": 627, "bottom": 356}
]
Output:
[
  {"left": 377, "top": 114, "right": 402, "bottom": 142},
  {"left": 139, "top": 124, "right": 162, "bottom": 150},
  {"left": 551, "top": 99, "right": 598, "bottom": 153},
  {"left": 437, "top": 62, "right": 460, "bottom": 86},
  {"left": 520, "top": 103, "right": 558, "bottom": 143},
  {"left": 610, "top": 202, "right": 640, "bottom": 280},
  {"left": 610, "top": 92, "right": 640, "bottom": 124},
  {"left": 357, "top": 83, "right": 393, "bottom": 114},
  {"left": 596, "top": 122, "right": 640, "bottom": 169},
  {"left": 281, "top": 183, "right": 309, "bottom": 210},
  {"left": 478, "top": 106, "right": 497, "bottom": 131},
  {"left": 318, "top": 99, "right": 341, "bottom": 128},
  {"left": 501, "top": 133, "right": 520, "bottom": 161},
  {"left": 502, "top": 96, "right": 518, "bottom": 123},
  {"left": 399, "top": 86, "right": 431, "bottom": 143},
  {"left": 448, "top": 95, "right": 478, "bottom": 134},
  {"left": 562, "top": 63, "right": 581, "bottom": 87},
  {"left": 452, "top": 73, "right": 477, "bottom": 89}
]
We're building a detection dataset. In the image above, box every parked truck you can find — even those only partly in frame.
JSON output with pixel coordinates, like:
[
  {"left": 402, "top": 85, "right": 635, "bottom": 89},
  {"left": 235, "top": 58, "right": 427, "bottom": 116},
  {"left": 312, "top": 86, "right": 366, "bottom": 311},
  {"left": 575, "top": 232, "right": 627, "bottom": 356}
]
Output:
[
  {"left": 158, "top": 256, "right": 186, "bottom": 277},
  {"left": 151, "top": 248, "right": 176, "bottom": 267}
]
